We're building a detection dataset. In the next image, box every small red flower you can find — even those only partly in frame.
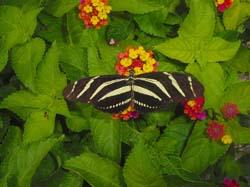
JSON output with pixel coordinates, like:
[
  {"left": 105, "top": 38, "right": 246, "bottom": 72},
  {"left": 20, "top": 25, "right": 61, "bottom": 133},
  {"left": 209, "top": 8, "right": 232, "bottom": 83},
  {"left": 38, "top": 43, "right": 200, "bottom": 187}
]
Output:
[
  {"left": 206, "top": 121, "right": 225, "bottom": 140},
  {"left": 220, "top": 178, "right": 240, "bottom": 187},
  {"left": 214, "top": 0, "right": 234, "bottom": 12},
  {"left": 182, "top": 96, "right": 206, "bottom": 120},
  {"left": 221, "top": 103, "right": 240, "bottom": 120}
]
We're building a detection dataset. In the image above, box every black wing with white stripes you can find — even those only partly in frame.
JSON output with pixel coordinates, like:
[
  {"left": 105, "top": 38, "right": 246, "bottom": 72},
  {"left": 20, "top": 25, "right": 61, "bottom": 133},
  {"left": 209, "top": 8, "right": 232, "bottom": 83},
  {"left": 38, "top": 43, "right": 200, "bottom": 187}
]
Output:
[
  {"left": 63, "top": 75, "right": 132, "bottom": 113},
  {"left": 63, "top": 72, "right": 204, "bottom": 113},
  {"left": 133, "top": 72, "right": 204, "bottom": 112}
]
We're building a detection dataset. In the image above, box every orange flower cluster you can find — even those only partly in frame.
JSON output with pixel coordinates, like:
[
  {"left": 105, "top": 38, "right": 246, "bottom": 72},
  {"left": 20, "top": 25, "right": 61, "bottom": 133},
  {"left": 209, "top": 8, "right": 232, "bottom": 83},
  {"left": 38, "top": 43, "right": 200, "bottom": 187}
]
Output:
[
  {"left": 112, "top": 46, "right": 158, "bottom": 120},
  {"left": 79, "top": 0, "right": 112, "bottom": 28},
  {"left": 182, "top": 96, "right": 206, "bottom": 120},
  {"left": 115, "top": 46, "right": 158, "bottom": 76},
  {"left": 214, "top": 0, "right": 234, "bottom": 12},
  {"left": 112, "top": 106, "right": 139, "bottom": 121}
]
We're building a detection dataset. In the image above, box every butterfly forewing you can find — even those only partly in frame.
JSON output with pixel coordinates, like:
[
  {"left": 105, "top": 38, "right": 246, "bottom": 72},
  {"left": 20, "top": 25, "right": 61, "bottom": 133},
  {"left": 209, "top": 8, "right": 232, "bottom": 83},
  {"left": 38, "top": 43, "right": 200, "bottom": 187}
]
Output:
[
  {"left": 63, "top": 75, "right": 132, "bottom": 113},
  {"left": 132, "top": 72, "right": 204, "bottom": 112}
]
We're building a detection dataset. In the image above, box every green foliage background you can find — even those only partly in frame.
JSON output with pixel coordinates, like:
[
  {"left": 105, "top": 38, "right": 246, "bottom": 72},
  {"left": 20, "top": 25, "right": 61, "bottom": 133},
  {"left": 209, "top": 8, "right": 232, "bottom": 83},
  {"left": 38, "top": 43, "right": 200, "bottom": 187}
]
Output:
[{"left": 0, "top": 0, "right": 250, "bottom": 186}]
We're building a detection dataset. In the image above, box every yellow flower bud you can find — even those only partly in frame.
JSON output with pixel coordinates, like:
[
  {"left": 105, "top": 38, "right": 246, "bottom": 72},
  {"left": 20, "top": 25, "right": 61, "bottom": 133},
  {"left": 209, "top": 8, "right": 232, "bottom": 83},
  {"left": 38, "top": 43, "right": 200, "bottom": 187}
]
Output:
[
  {"left": 143, "top": 63, "right": 154, "bottom": 73},
  {"left": 120, "top": 58, "right": 132, "bottom": 67},
  {"left": 187, "top": 100, "right": 196, "bottom": 107},
  {"left": 98, "top": 12, "right": 107, "bottom": 19},
  {"left": 83, "top": 5, "right": 93, "bottom": 13},
  {"left": 140, "top": 51, "right": 150, "bottom": 61},
  {"left": 129, "top": 48, "right": 138, "bottom": 59},
  {"left": 91, "top": 16, "right": 99, "bottom": 25},
  {"left": 221, "top": 134, "right": 233, "bottom": 144},
  {"left": 134, "top": 67, "right": 143, "bottom": 75},
  {"left": 137, "top": 46, "right": 145, "bottom": 55},
  {"left": 91, "top": 0, "right": 100, "bottom": 6},
  {"left": 217, "top": 0, "right": 225, "bottom": 5},
  {"left": 146, "top": 58, "right": 156, "bottom": 65},
  {"left": 103, "top": 5, "right": 112, "bottom": 14}
]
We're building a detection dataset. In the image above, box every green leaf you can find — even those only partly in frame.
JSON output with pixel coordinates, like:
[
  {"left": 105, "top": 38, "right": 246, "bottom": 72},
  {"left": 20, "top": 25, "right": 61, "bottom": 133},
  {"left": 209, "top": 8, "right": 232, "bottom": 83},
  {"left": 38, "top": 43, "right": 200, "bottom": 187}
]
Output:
[
  {"left": 37, "top": 13, "right": 64, "bottom": 43},
  {"left": 0, "top": 90, "right": 52, "bottom": 120},
  {"left": 221, "top": 155, "right": 241, "bottom": 178},
  {"left": 182, "top": 121, "right": 229, "bottom": 173},
  {"left": 145, "top": 110, "right": 175, "bottom": 127},
  {"left": 155, "top": 37, "right": 195, "bottom": 63},
  {"left": 36, "top": 42, "right": 67, "bottom": 97},
  {"left": 223, "top": 0, "right": 250, "bottom": 30},
  {"left": 106, "top": 17, "right": 132, "bottom": 41},
  {"left": 79, "top": 29, "right": 99, "bottom": 48},
  {"left": 65, "top": 9, "right": 86, "bottom": 45},
  {"left": 165, "top": 176, "right": 212, "bottom": 187},
  {"left": 66, "top": 111, "right": 89, "bottom": 132},
  {"left": 0, "top": 115, "right": 2, "bottom": 128},
  {"left": 45, "top": 0, "right": 79, "bottom": 17},
  {"left": 0, "top": 6, "right": 41, "bottom": 49},
  {"left": 64, "top": 152, "right": 122, "bottom": 187},
  {"left": 227, "top": 120, "right": 250, "bottom": 144},
  {"left": 88, "top": 46, "right": 116, "bottom": 76},
  {"left": 227, "top": 47, "right": 250, "bottom": 72},
  {"left": 98, "top": 42, "right": 120, "bottom": 73},
  {"left": 23, "top": 111, "right": 56, "bottom": 144},
  {"left": 157, "top": 155, "right": 203, "bottom": 183},
  {"left": 222, "top": 82, "right": 250, "bottom": 114},
  {"left": 32, "top": 170, "right": 83, "bottom": 187},
  {"left": 123, "top": 142, "right": 167, "bottom": 187},
  {"left": 110, "top": 0, "right": 164, "bottom": 14},
  {"left": 91, "top": 116, "right": 121, "bottom": 162},
  {"left": 120, "top": 123, "right": 142, "bottom": 145},
  {"left": 134, "top": 8, "right": 168, "bottom": 38},
  {"left": 57, "top": 172, "right": 83, "bottom": 187},
  {"left": 156, "top": 117, "right": 192, "bottom": 155},
  {"left": 48, "top": 98, "right": 70, "bottom": 117},
  {"left": 204, "top": 37, "right": 240, "bottom": 62},
  {"left": 0, "top": 0, "right": 43, "bottom": 11},
  {"left": 0, "top": 136, "right": 63, "bottom": 187},
  {"left": 58, "top": 29, "right": 88, "bottom": 80},
  {"left": 0, "top": 37, "right": 8, "bottom": 72},
  {"left": 32, "top": 153, "right": 58, "bottom": 184},
  {"left": 179, "top": 0, "right": 215, "bottom": 38},
  {"left": 155, "top": 0, "right": 224, "bottom": 65},
  {"left": 17, "top": 136, "right": 63, "bottom": 187},
  {"left": 11, "top": 38, "right": 45, "bottom": 92},
  {"left": 186, "top": 63, "right": 225, "bottom": 110},
  {"left": 0, "top": 126, "right": 22, "bottom": 161}
]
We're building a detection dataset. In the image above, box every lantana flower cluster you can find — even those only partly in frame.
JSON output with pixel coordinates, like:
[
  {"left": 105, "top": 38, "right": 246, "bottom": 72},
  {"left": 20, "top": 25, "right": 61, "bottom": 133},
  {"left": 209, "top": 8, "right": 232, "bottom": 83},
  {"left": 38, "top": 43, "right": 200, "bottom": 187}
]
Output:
[
  {"left": 182, "top": 96, "right": 206, "bottom": 120},
  {"left": 79, "top": 0, "right": 112, "bottom": 28},
  {"left": 214, "top": 0, "right": 234, "bottom": 12},
  {"left": 112, "top": 106, "right": 139, "bottom": 121},
  {"left": 206, "top": 103, "right": 240, "bottom": 144},
  {"left": 113, "top": 46, "right": 159, "bottom": 120},
  {"left": 115, "top": 46, "right": 159, "bottom": 76}
]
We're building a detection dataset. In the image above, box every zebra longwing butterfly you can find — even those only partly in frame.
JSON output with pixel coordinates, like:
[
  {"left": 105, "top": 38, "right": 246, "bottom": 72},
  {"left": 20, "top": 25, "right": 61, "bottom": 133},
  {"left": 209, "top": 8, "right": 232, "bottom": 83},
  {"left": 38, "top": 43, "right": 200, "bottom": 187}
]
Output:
[{"left": 63, "top": 71, "right": 204, "bottom": 113}]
